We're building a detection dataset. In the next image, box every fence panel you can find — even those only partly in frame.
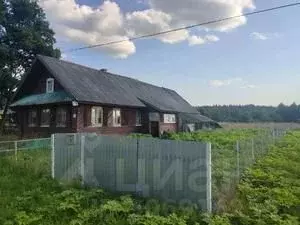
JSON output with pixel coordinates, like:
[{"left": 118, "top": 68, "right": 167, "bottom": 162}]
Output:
[
  {"left": 84, "top": 134, "right": 138, "bottom": 191},
  {"left": 138, "top": 138, "right": 211, "bottom": 211},
  {"left": 212, "top": 129, "right": 286, "bottom": 212},
  {"left": 0, "top": 138, "right": 51, "bottom": 154},
  {"left": 52, "top": 133, "right": 211, "bottom": 212},
  {"left": 51, "top": 133, "right": 82, "bottom": 181}
]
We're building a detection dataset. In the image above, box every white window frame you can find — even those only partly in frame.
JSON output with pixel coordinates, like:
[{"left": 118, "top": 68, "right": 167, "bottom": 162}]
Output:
[
  {"left": 136, "top": 111, "right": 142, "bottom": 126},
  {"left": 41, "top": 109, "right": 51, "bottom": 127},
  {"left": 112, "top": 108, "right": 121, "bottom": 127},
  {"left": 91, "top": 107, "right": 103, "bottom": 127},
  {"left": 56, "top": 107, "right": 67, "bottom": 127},
  {"left": 46, "top": 78, "right": 54, "bottom": 93},
  {"left": 28, "top": 110, "right": 37, "bottom": 127},
  {"left": 163, "top": 114, "right": 176, "bottom": 124}
]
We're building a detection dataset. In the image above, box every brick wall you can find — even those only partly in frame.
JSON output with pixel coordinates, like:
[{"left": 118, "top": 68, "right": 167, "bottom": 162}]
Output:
[
  {"left": 159, "top": 123, "right": 177, "bottom": 134},
  {"left": 159, "top": 113, "right": 178, "bottom": 134}
]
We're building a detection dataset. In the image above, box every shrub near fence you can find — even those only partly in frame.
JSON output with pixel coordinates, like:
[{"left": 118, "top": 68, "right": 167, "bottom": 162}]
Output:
[
  {"left": 163, "top": 129, "right": 286, "bottom": 212},
  {"left": 52, "top": 133, "right": 213, "bottom": 212},
  {"left": 0, "top": 138, "right": 51, "bottom": 158},
  {"left": 210, "top": 129, "right": 285, "bottom": 212}
]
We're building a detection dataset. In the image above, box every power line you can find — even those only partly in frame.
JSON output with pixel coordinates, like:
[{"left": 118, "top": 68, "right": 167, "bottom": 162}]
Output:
[{"left": 67, "top": 2, "right": 300, "bottom": 52}]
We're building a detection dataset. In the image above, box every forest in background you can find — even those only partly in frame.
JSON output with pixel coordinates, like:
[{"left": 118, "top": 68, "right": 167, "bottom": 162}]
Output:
[{"left": 197, "top": 103, "right": 300, "bottom": 122}]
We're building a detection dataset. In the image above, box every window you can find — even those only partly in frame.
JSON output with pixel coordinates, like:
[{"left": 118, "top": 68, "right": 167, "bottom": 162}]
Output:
[
  {"left": 28, "top": 110, "right": 37, "bottom": 127},
  {"left": 56, "top": 108, "right": 67, "bottom": 127},
  {"left": 163, "top": 114, "right": 176, "bottom": 123},
  {"left": 136, "top": 111, "right": 142, "bottom": 126},
  {"left": 46, "top": 78, "right": 54, "bottom": 93},
  {"left": 108, "top": 108, "right": 121, "bottom": 127},
  {"left": 41, "top": 109, "right": 51, "bottom": 127},
  {"left": 149, "top": 112, "right": 160, "bottom": 121},
  {"left": 91, "top": 107, "right": 103, "bottom": 127}
]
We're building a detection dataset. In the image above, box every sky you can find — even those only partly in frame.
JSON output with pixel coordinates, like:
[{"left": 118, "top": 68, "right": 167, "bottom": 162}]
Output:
[{"left": 38, "top": 0, "right": 300, "bottom": 106}]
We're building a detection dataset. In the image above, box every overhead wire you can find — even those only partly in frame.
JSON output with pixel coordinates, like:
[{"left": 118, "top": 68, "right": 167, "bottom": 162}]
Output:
[{"left": 67, "top": 2, "right": 300, "bottom": 52}]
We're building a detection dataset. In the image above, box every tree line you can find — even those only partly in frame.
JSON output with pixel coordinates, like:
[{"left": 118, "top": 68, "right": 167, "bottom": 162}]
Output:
[
  {"left": 197, "top": 103, "right": 300, "bottom": 122},
  {"left": 0, "top": 0, "right": 60, "bottom": 132}
]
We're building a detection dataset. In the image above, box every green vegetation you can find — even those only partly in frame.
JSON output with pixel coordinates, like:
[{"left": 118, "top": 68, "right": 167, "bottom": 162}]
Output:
[
  {"left": 0, "top": 130, "right": 299, "bottom": 224},
  {"left": 162, "top": 129, "right": 260, "bottom": 148},
  {"left": 0, "top": 0, "right": 60, "bottom": 132},
  {"left": 164, "top": 129, "right": 276, "bottom": 211},
  {"left": 0, "top": 150, "right": 222, "bottom": 225},
  {"left": 232, "top": 130, "right": 300, "bottom": 224},
  {"left": 197, "top": 103, "right": 300, "bottom": 122}
]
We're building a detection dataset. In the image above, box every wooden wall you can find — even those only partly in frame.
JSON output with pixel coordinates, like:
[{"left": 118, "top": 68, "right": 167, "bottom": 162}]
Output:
[
  {"left": 19, "top": 104, "right": 75, "bottom": 138},
  {"left": 77, "top": 105, "right": 149, "bottom": 135}
]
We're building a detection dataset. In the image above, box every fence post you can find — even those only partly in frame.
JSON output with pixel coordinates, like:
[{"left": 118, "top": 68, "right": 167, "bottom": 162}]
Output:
[
  {"left": 14, "top": 141, "right": 18, "bottom": 160},
  {"left": 251, "top": 138, "right": 255, "bottom": 162},
  {"left": 272, "top": 129, "right": 275, "bottom": 144},
  {"left": 205, "top": 143, "right": 212, "bottom": 213},
  {"left": 51, "top": 134, "right": 55, "bottom": 178},
  {"left": 80, "top": 135, "right": 85, "bottom": 186},
  {"left": 236, "top": 141, "right": 240, "bottom": 179}
]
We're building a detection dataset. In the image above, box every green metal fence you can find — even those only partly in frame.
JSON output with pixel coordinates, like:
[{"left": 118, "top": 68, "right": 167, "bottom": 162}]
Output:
[{"left": 0, "top": 138, "right": 51, "bottom": 155}]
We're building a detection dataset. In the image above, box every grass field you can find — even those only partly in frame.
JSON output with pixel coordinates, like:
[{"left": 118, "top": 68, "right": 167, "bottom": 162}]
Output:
[
  {"left": 0, "top": 130, "right": 299, "bottom": 224},
  {"left": 220, "top": 122, "right": 300, "bottom": 130}
]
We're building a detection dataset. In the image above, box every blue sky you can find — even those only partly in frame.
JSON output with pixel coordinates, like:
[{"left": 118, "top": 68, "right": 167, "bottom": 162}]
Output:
[{"left": 41, "top": 0, "right": 300, "bottom": 106}]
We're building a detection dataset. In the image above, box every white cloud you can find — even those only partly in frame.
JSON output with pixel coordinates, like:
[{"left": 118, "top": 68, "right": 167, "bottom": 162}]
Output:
[
  {"left": 251, "top": 32, "right": 281, "bottom": 41},
  {"left": 149, "top": 0, "right": 255, "bottom": 32},
  {"left": 205, "top": 35, "right": 220, "bottom": 42},
  {"left": 188, "top": 34, "right": 220, "bottom": 46},
  {"left": 39, "top": 0, "right": 135, "bottom": 58},
  {"left": 240, "top": 84, "right": 258, "bottom": 89},
  {"left": 209, "top": 77, "right": 242, "bottom": 87},
  {"left": 209, "top": 79, "right": 231, "bottom": 87},
  {"left": 209, "top": 77, "right": 257, "bottom": 89},
  {"left": 251, "top": 32, "right": 268, "bottom": 40},
  {"left": 188, "top": 35, "right": 206, "bottom": 46},
  {"left": 126, "top": 9, "right": 189, "bottom": 44},
  {"left": 39, "top": 0, "right": 255, "bottom": 58}
]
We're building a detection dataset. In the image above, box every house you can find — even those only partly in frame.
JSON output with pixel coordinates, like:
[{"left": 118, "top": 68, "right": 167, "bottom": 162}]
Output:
[{"left": 10, "top": 55, "right": 220, "bottom": 138}]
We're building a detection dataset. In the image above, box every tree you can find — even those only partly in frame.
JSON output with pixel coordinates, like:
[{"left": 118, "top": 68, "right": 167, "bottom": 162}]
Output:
[
  {"left": 0, "top": 0, "right": 4, "bottom": 24},
  {"left": 0, "top": 0, "right": 60, "bottom": 132},
  {"left": 196, "top": 104, "right": 299, "bottom": 123}
]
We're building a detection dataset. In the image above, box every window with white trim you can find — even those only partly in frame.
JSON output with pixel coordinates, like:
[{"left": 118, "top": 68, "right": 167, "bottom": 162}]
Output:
[
  {"left": 41, "top": 109, "right": 51, "bottom": 127},
  {"left": 46, "top": 78, "right": 54, "bottom": 93},
  {"left": 91, "top": 107, "right": 103, "bottom": 127},
  {"left": 28, "top": 110, "right": 37, "bottom": 127},
  {"left": 136, "top": 111, "right": 142, "bottom": 126},
  {"left": 108, "top": 108, "right": 121, "bottom": 127},
  {"left": 56, "top": 107, "right": 67, "bottom": 127},
  {"left": 163, "top": 114, "right": 176, "bottom": 123}
]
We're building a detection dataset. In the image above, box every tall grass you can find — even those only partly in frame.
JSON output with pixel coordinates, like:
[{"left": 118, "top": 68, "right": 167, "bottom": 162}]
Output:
[{"left": 0, "top": 149, "right": 59, "bottom": 223}]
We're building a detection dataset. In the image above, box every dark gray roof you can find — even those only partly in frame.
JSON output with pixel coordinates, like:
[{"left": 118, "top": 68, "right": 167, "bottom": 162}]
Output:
[
  {"left": 36, "top": 55, "right": 199, "bottom": 113},
  {"left": 179, "top": 112, "right": 221, "bottom": 127}
]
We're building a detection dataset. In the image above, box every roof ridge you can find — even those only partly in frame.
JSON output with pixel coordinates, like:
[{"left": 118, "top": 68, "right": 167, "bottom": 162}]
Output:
[
  {"left": 37, "top": 54, "right": 171, "bottom": 92},
  {"left": 37, "top": 54, "right": 99, "bottom": 72}
]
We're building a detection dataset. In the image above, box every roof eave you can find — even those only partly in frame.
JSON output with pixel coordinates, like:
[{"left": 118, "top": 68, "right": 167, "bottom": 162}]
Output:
[{"left": 77, "top": 101, "right": 147, "bottom": 109}]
